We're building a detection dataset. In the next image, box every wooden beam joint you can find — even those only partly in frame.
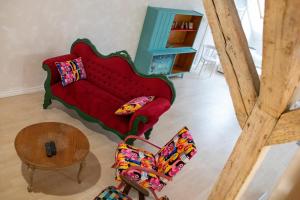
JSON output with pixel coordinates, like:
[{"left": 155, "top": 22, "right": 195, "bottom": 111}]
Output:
[
  {"left": 204, "top": 0, "right": 300, "bottom": 199},
  {"left": 267, "top": 108, "right": 300, "bottom": 146}
]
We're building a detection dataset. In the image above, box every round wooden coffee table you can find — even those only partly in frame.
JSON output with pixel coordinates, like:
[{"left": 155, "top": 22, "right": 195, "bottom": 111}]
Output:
[{"left": 15, "top": 122, "right": 90, "bottom": 192}]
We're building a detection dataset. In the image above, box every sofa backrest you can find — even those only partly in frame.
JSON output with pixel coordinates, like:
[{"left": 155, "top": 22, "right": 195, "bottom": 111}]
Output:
[{"left": 71, "top": 40, "right": 174, "bottom": 103}]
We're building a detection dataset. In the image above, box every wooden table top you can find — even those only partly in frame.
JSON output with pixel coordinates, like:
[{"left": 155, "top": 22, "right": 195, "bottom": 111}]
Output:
[{"left": 15, "top": 122, "right": 90, "bottom": 169}]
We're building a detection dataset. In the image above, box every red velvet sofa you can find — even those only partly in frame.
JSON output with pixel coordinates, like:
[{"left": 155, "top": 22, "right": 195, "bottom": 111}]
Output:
[{"left": 42, "top": 39, "right": 176, "bottom": 141}]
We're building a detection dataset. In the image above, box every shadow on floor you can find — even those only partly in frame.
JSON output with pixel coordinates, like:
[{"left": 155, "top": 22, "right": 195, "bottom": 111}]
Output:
[
  {"left": 50, "top": 102, "right": 122, "bottom": 144},
  {"left": 21, "top": 152, "right": 101, "bottom": 195}
]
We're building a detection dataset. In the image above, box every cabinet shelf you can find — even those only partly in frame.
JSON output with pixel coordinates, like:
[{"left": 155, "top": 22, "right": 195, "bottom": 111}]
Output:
[
  {"left": 171, "top": 53, "right": 196, "bottom": 74},
  {"left": 172, "top": 66, "right": 189, "bottom": 74},
  {"left": 171, "top": 29, "right": 197, "bottom": 32},
  {"left": 167, "top": 14, "right": 202, "bottom": 49},
  {"left": 134, "top": 7, "right": 203, "bottom": 77},
  {"left": 150, "top": 47, "right": 197, "bottom": 55}
]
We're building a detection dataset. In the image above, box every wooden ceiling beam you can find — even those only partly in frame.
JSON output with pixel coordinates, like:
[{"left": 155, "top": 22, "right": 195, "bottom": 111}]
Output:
[
  {"left": 259, "top": 0, "right": 300, "bottom": 117},
  {"left": 208, "top": 104, "right": 277, "bottom": 200},
  {"left": 203, "top": 0, "right": 260, "bottom": 127},
  {"left": 204, "top": 0, "right": 300, "bottom": 199}
]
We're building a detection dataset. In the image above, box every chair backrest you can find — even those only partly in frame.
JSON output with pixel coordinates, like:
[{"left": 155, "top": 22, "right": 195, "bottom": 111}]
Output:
[
  {"left": 155, "top": 127, "right": 197, "bottom": 178},
  {"left": 200, "top": 44, "right": 218, "bottom": 62}
]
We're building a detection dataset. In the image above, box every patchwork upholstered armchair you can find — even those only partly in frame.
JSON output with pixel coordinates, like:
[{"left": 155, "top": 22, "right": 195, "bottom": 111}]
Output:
[{"left": 112, "top": 127, "right": 197, "bottom": 200}]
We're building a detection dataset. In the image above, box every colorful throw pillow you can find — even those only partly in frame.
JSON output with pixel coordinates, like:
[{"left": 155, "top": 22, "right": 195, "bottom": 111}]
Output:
[
  {"left": 115, "top": 96, "right": 155, "bottom": 115},
  {"left": 94, "top": 186, "right": 132, "bottom": 200},
  {"left": 55, "top": 57, "right": 87, "bottom": 86},
  {"left": 155, "top": 127, "right": 197, "bottom": 178}
]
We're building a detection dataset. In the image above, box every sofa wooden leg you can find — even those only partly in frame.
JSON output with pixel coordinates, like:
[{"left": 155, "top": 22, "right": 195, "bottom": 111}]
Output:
[
  {"left": 144, "top": 128, "right": 153, "bottom": 140},
  {"left": 43, "top": 94, "right": 52, "bottom": 109}
]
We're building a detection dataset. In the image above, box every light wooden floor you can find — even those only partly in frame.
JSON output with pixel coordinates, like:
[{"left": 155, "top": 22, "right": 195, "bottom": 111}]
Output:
[{"left": 0, "top": 73, "right": 297, "bottom": 200}]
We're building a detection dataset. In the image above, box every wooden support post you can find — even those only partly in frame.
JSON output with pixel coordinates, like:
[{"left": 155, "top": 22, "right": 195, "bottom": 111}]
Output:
[
  {"left": 203, "top": 0, "right": 260, "bottom": 127},
  {"left": 203, "top": 0, "right": 300, "bottom": 199},
  {"left": 259, "top": 0, "right": 300, "bottom": 117},
  {"left": 207, "top": 104, "right": 278, "bottom": 200}
]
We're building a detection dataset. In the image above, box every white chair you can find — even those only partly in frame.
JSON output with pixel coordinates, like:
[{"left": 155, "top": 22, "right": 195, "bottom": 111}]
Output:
[{"left": 195, "top": 45, "right": 219, "bottom": 78}]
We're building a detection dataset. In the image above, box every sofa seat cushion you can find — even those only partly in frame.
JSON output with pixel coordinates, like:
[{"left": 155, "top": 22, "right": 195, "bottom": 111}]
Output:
[{"left": 51, "top": 80, "right": 129, "bottom": 134}]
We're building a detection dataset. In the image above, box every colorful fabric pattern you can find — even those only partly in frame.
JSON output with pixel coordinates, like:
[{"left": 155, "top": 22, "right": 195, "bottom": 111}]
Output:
[
  {"left": 55, "top": 57, "right": 87, "bottom": 86},
  {"left": 114, "top": 143, "right": 166, "bottom": 191},
  {"left": 94, "top": 186, "right": 132, "bottom": 200},
  {"left": 113, "top": 127, "right": 197, "bottom": 192},
  {"left": 115, "top": 96, "right": 155, "bottom": 115},
  {"left": 155, "top": 127, "right": 197, "bottom": 177}
]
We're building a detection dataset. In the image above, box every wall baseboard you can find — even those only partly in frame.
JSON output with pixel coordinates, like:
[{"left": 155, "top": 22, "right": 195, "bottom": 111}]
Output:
[{"left": 0, "top": 85, "right": 44, "bottom": 98}]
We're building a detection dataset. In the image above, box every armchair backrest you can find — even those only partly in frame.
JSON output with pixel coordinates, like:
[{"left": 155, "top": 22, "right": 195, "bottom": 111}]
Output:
[{"left": 155, "top": 127, "right": 197, "bottom": 178}]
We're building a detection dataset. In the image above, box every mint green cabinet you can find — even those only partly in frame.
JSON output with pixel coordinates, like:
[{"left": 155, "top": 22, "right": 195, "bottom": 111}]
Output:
[
  {"left": 150, "top": 54, "right": 175, "bottom": 75},
  {"left": 134, "top": 7, "right": 203, "bottom": 77}
]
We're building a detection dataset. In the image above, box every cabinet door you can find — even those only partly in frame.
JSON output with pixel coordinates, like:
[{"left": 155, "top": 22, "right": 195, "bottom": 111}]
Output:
[
  {"left": 150, "top": 11, "right": 175, "bottom": 50},
  {"left": 150, "top": 54, "right": 175, "bottom": 75}
]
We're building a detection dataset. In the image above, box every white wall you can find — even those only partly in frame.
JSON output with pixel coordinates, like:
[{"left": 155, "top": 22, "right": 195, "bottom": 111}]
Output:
[
  {"left": 0, "top": 0, "right": 205, "bottom": 98},
  {"left": 149, "top": 0, "right": 203, "bottom": 11}
]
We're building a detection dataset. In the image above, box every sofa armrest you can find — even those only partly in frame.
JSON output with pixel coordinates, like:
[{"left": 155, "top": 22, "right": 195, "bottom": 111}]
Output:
[
  {"left": 42, "top": 54, "right": 76, "bottom": 85},
  {"left": 129, "top": 97, "right": 171, "bottom": 135}
]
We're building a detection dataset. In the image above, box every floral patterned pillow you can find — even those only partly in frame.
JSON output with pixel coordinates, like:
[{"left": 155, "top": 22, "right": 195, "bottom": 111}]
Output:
[
  {"left": 115, "top": 96, "right": 155, "bottom": 115},
  {"left": 55, "top": 57, "right": 87, "bottom": 86}
]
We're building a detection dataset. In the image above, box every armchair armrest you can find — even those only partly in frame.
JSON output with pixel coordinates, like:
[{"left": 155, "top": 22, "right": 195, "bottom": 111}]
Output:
[
  {"left": 129, "top": 97, "right": 171, "bottom": 135},
  {"left": 42, "top": 54, "right": 76, "bottom": 85},
  {"left": 111, "top": 136, "right": 161, "bottom": 168},
  {"left": 125, "top": 166, "right": 172, "bottom": 182},
  {"left": 123, "top": 135, "right": 161, "bottom": 149},
  {"left": 120, "top": 174, "right": 150, "bottom": 196}
]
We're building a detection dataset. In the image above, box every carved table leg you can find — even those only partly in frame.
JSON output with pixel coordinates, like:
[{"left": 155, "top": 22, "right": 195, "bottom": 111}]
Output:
[
  {"left": 27, "top": 165, "right": 35, "bottom": 192},
  {"left": 77, "top": 160, "right": 85, "bottom": 184}
]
